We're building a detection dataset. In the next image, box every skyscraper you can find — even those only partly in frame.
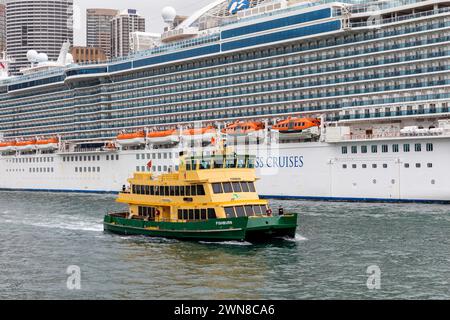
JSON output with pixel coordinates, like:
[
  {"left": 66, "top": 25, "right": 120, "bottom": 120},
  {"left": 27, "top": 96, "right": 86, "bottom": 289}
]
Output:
[
  {"left": 111, "top": 9, "right": 145, "bottom": 58},
  {"left": 0, "top": 1, "right": 6, "bottom": 53},
  {"left": 6, "top": 0, "right": 74, "bottom": 75},
  {"left": 86, "top": 8, "right": 118, "bottom": 59}
]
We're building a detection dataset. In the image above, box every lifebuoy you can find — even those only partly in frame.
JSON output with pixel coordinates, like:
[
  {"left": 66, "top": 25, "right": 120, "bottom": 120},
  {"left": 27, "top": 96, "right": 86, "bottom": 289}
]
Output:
[{"left": 266, "top": 208, "right": 273, "bottom": 216}]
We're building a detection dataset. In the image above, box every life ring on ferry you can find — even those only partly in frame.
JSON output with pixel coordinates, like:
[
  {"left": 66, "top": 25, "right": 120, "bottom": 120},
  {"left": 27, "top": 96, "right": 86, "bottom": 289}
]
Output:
[
  {"left": 266, "top": 208, "right": 273, "bottom": 216},
  {"left": 155, "top": 209, "right": 160, "bottom": 217}
]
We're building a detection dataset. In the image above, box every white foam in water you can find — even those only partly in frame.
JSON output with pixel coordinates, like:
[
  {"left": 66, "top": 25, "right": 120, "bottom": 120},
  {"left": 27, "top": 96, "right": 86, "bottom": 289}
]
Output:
[
  {"left": 199, "top": 240, "right": 253, "bottom": 246},
  {"left": 280, "top": 233, "right": 308, "bottom": 242}
]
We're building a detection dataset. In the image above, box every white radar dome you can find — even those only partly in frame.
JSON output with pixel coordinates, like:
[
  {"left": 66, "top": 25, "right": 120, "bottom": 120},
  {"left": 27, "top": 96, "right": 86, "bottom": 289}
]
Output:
[
  {"left": 162, "top": 6, "right": 177, "bottom": 24},
  {"left": 36, "top": 53, "right": 48, "bottom": 63},
  {"left": 65, "top": 53, "right": 74, "bottom": 64},
  {"left": 26, "top": 50, "right": 38, "bottom": 62}
]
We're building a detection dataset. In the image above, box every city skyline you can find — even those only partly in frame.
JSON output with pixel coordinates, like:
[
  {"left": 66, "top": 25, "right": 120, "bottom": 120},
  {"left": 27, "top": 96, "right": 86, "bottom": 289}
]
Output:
[{"left": 73, "top": 0, "right": 211, "bottom": 46}]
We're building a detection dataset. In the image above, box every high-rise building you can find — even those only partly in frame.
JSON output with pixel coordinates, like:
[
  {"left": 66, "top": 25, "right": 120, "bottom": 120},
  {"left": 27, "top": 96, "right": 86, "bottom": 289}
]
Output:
[
  {"left": 0, "top": 2, "right": 6, "bottom": 53},
  {"left": 6, "top": 0, "right": 74, "bottom": 75},
  {"left": 111, "top": 9, "right": 145, "bottom": 58},
  {"left": 86, "top": 8, "right": 118, "bottom": 59},
  {"left": 71, "top": 46, "right": 107, "bottom": 64}
]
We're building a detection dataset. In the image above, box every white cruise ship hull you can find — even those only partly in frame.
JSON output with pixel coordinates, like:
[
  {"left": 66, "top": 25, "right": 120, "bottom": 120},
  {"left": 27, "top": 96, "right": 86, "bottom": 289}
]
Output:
[{"left": 1, "top": 137, "right": 449, "bottom": 203}]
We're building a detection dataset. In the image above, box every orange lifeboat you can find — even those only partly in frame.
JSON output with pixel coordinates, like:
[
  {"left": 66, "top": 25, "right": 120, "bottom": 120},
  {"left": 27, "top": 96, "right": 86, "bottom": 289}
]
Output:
[
  {"left": 0, "top": 141, "right": 16, "bottom": 152},
  {"left": 183, "top": 126, "right": 216, "bottom": 143},
  {"left": 222, "top": 121, "right": 265, "bottom": 141},
  {"left": 15, "top": 139, "right": 37, "bottom": 151},
  {"left": 116, "top": 131, "right": 146, "bottom": 146},
  {"left": 36, "top": 137, "right": 59, "bottom": 150},
  {"left": 271, "top": 117, "right": 321, "bottom": 140},
  {"left": 147, "top": 129, "right": 179, "bottom": 145}
]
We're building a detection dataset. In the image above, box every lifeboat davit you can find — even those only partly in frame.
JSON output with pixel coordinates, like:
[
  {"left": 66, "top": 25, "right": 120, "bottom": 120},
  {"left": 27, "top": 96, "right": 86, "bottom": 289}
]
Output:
[
  {"left": 0, "top": 141, "right": 16, "bottom": 152},
  {"left": 271, "top": 117, "right": 321, "bottom": 140},
  {"left": 36, "top": 137, "right": 59, "bottom": 150},
  {"left": 15, "top": 139, "right": 37, "bottom": 151},
  {"left": 222, "top": 121, "right": 265, "bottom": 141},
  {"left": 183, "top": 126, "right": 216, "bottom": 143},
  {"left": 147, "top": 129, "right": 179, "bottom": 145},
  {"left": 116, "top": 131, "right": 146, "bottom": 146}
]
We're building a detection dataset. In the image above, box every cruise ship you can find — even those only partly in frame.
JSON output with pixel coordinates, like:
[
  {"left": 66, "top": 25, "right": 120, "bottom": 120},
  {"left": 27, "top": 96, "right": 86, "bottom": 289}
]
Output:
[{"left": 1, "top": 0, "right": 450, "bottom": 203}]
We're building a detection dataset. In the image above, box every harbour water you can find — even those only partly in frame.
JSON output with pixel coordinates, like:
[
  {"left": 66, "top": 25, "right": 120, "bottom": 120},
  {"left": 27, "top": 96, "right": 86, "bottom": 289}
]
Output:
[{"left": 0, "top": 191, "right": 448, "bottom": 300}]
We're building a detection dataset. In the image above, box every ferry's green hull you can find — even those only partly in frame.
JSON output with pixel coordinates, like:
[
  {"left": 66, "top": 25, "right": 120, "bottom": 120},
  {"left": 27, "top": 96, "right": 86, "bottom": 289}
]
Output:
[{"left": 103, "top": 214, "right": 298, "bottom": 242}]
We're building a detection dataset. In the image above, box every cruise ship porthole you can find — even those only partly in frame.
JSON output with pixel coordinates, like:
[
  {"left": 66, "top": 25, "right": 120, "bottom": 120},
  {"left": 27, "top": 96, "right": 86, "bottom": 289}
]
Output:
[
  {"left": 373, "top": 179, "right": 377, "bottom": 184},
  {"left": 391, "top": 179, "right": 395, "bottom": 185},
  {"left": 431, "top": 180, "right": 436, "bottom": 185}
]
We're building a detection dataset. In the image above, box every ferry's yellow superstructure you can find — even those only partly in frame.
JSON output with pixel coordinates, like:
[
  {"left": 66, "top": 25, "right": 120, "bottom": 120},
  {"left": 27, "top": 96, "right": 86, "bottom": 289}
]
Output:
[{"left": 105, "top": 153, "right": 298, "bottom": 242}]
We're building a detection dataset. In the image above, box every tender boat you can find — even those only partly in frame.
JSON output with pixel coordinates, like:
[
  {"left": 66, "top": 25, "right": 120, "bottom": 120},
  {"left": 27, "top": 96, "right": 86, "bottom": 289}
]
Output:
[
  {"left": 222, "top": 121, "right": 265, "bottom": 142},
  {"left": 15, "top": 139, "right": 37, "bottom": 151},
  {"left": 0, "top": 141, "right": 16, "bottom": 152},
  {"left": 271, "top": 117, "right": 321, "bottom": 140},
  {"left": 116, "top": 131, "right": 146, "bottom": 146},
  {"left": 104, "top": 152, "right": 298, "bottom": 242},
  {"left": 147, "top": 129, "right": 179, "bottom": 145},
  {"left": 36, "top": 137, "right": 59, "bottom": 150},
  {"left": 182, "top": 126, "right": 216, "bottom": 143}
]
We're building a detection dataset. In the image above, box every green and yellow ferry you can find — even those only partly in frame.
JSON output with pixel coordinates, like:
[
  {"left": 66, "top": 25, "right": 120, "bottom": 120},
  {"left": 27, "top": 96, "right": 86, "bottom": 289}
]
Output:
[{"left": 104, "top": 153, "right": 298, "bottom": 242}]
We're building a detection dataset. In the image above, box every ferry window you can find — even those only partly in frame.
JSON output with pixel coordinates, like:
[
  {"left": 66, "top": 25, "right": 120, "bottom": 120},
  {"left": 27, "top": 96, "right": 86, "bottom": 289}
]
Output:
[
  {"left": 164, "top": 186, "right": 170, "bottom": 196},
  {"left": 180, "top": 186, "right": 185, "bottom": 196},
  {"left": 194, "top": 209, "right": 200, "bottom": 220},
  {"left": 200, "top": 160, "right": 211, "bottom": 169},
  {"left": 248, "top": 182, "right": 256, "bottom": 192},
  {"left": 404, "top": 163, "right": 410, "bottom": 168},
  {"left": 197, "top": 185, "right": 205, "bottom": 196},
  {"left": 186, "top": 163, "right": 191, "bottom": 170},
  {"left": 237, "top": 158, "right": 246, "bottom": 168},
  {"left": 259, "top": 205, "right": 267, "bottom": 215},
  {"left": 226, "top": 158, "right": 236, "bottom": 168},
  {"left": 225, "top": 207, "right": 235, "bottom": 218},
  {"left": 361, "top": 146, "right": 367, "bottom": 153},
  {"left": 248, "top": 158, "right": 255, "bottom": 169},
  {"left": 415, "top": 144, "right": 422, "bottom": 152},
  {"left": 392, "top": 144, "right": 399, "bottom": 153},
  {"left": 185, "top": 186, "right": 191, "bottom": 196},
  {"left": 188, "top": 209, "right": 194, "bottom": 220},
  {"left": 201, "top": 209, "right": 207, "bottom": 220},
  {"left": 253, "top": 205, "right": 262, "bottom": 215},
  {"left": 241, "top": 182, "right": 250, "bottom": 192},
  {"left": 222, "top": 182, "right": 233, "bottom": 193},
  {"left": 244, "top": 205, "right": 254, "bottom": 216},
  {"left": 235, "top": 206, "right": 245, "bottom": 217},
  {"left": 341, "top": 146, "right": 347, "bottom": 154},
  {"left": 351, "top": 146, "right": 357, "bottom": 154},
  {"left": 183, "top": 209, "right": 188, "bottom": 220},
  {"left": 212, "top": 183, "right": 223, "bottom": 194},
  {"left": 371, "top": 145, "right": 378, "bottom": 153},
  {"left": 175, "top": 186, "right": 180, "bottom": 196},
  {"left": 427, "top": 163, "right": 433, "bottom": 168},
  {"left": 382, "top": 145, "right": 388, "bottom": 153},
  {"left": 132, "top": 185, "right": 136, "bottom": 194},
  {"left": 170, "top": 186, "right": 175, "bottom": 196},
  {"left": 232, "top": 182, "right": 242, "bottom": 193},
  {"left": 426, "top": 143, "right": 433, "bottom": 152},
  {"left": 145, "top": 185, "right": 149, "bottom": 195},
  {"left": 403, "top": 144, "right": 410, "bottom": 152},
  {"left": 213, "top": 158, "right": 224, "bottom": 169},
  {"left": 416, "top": 163, "right": 421, "bottom": 168},
  {"left": 178, "top": 209, "right": 183, "bottom": 220},
  {"left": 207, "top": 208, "right": 216, "bottom": 219}
]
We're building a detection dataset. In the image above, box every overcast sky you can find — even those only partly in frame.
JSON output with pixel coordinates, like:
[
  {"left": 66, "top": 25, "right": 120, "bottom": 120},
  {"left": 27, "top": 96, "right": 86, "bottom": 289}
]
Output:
[{"left": 73, "top": 0, "right": 215, "bottom": 46}]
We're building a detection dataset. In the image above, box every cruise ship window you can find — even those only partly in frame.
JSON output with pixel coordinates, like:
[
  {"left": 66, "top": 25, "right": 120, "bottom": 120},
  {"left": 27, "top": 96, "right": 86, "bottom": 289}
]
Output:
[
  {"left": 142, "top": 166, "right": 145, "bottom": 172},
  {"left": 152, "top": 154, "right": 156, "bottom": 159},
  {"left": 97, "top": 167, "right": 100, "bottom": 172},
  {"left": 371, "top": 145, "right": 378, "bottom": 153},
  {"left": 351, "top": 146, "right": 357, "bottom": 154},
  {"left": 341, "top": 146, "right": 347, "bottom": 154},
  {"left": 416, "top": 163, "right": 421, "bottom": 168},
  {"left": 372, "top": 164, "right": 377, "bottom": 169},
  {"left": 136, "top": 166, "right": 140, "bottom": 172},
  {"left": 383, "top": 164, "right": 388, "bottom": 168},
  {"left": 426, "top": 143, "right": 433, "bottom": 152},
  {"left": 382, "top": 145, "right": 388, "bottom": 153},
  {"left": 342, "top": 164, "right": 347, "bottom": 169},
  {"left": 392, "top": 144, "right": 399, "bottom": 153},
  {"left": 116, "top": 155, "right": 119, "bottom": 160},
  {"left": 403, "top": 144, "right": 410, "bottom": 152},
  {"left": 158, "top": 154, "right": 162, "bottom": 159},
  {"left": 361, "top": 146, "right": 367, "bottom": 154},
  {"left": 97, "top": 156, "right": 100, "bottom": 161},
  {"left": 362, "top": 164, "right": 367, "bottom": 169},
  {"left": 75, "top": 167, "right": 78, "bottom": 173},
  {"left": 404, "top": 163, "right": 410, "bottom": 168},
  {"left": 427, "top": 163, "right": 433, "bottom": 168},
  {"left": 107, "top": 155, "right": 109, "bottom": 160},
  {"left": 147, "top": 154, "right": 151, "bottom": 159},
  {"left": 352, "top": 164, "right": 357, "bottom": 169},
  {"left": 415, "top": 144, "right": 422, "bottom": 152},
  {"left": 136, "top": 155, "right": 139, "bottom": 160}
]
